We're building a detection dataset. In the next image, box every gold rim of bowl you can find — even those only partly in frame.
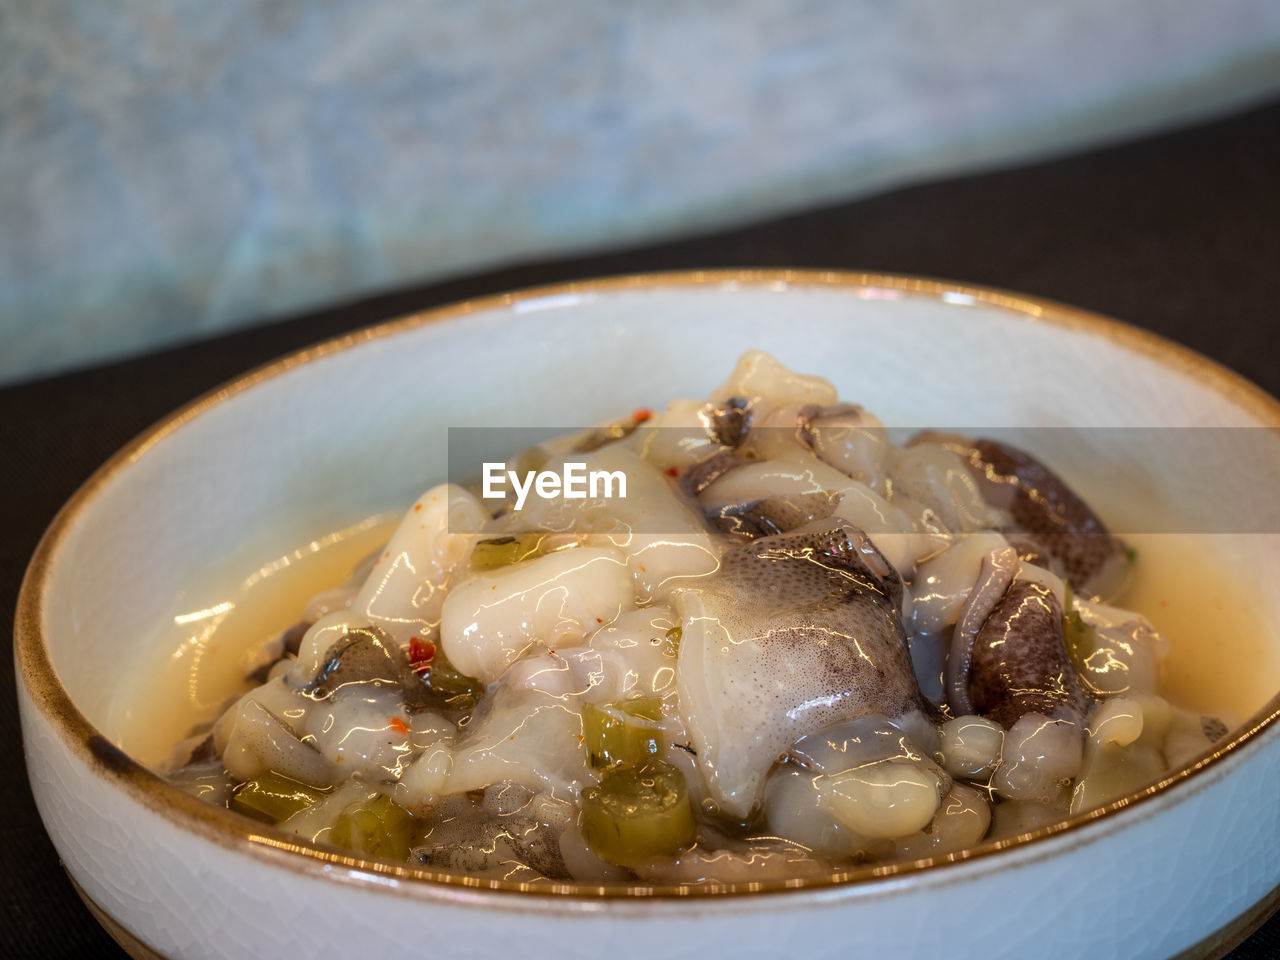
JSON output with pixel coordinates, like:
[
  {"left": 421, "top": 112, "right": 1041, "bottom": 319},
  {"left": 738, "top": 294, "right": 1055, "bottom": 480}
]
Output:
[{"left": 16, "top": 269, "right": 1280, "bottom": 904}]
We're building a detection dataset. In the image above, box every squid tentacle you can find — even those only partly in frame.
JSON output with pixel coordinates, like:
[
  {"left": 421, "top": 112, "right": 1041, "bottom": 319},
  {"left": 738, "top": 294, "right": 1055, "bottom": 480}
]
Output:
[{"left": 946, "top": 544, "right": 1020, "bottom": 716}]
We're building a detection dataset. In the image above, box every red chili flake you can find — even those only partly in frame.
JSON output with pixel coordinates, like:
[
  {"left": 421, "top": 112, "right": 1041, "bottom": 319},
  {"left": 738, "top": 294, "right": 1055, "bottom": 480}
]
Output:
[
  {"left": 663, "top": 466, "right": 679, "bottom": 478},
  {"left": 388, "top": 717, "right": 409, "bottom": 735},
  {"left": 595, "top": 617, "right": 603, "bottom": 623},
  {"left": 384, "top": 550, "right": 391, "bottom": 559},
  {"left": 632, "top": 408, "right": 654, "bottom": 423},
  {"left": 408, "top": 637, "right": 436, "bottom": 674},
  {"left": 413, "top": 503, "right": 422, "bottom": 512}
]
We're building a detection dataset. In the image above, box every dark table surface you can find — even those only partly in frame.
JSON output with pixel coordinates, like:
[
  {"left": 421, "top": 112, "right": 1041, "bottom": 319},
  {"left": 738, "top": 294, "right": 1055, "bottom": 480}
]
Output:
[{"left": 3, "top": 97, "right": 1279, "bottom": 959}]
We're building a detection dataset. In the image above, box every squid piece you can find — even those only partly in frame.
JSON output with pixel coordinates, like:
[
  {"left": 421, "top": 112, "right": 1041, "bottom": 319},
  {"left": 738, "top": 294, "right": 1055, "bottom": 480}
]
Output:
[
  {"left": 912, "top": 434, "right": 1130, "bottom": 600},
  {"left": 302, "top": 685, "right": 415, "bottom": 781},
  {"left": 413, "top": 787, "right": 576, "bottom": 882},
  {"left": 287, "top": 616, "right": 471, "bottom": 714},
  {"left": 350, "top": 483, "right": 491, "bottom": 645},
  {"left": 968, "top": 579, "right": 1089, "bottom": 729},
  {"left": 439, "top": 546, "right": 635, "bottom": 686},
  {"left": 216, "top": 691, "right": 334, "bottom": 788},
  {"left": 937, "top": 715, "right": 1005, "bottom": 779},
  {"left": 887, "top": 443, "right": 1008, "bottom": 535},
  {"left": 504, "top": 446, "right": 724, "bottom": 602},
  {"left": 397, "top": 666, "right": 601, "bottom": 810},
  {"left": 439, "top": 684, "right": 594, "bottom": 803},
  {"left": 298, "top": 623, "right": 409, "bottom": 700},
  {"left": 1069, "top": 695, "right": 1170, "bottom": 814},
  {"left": 902, "top": 532, "right": 1011, "bottom": 706},
  {"left": 1070, "top": 598, "right": 1168, "bottom": 698},
  {"left": 696, "top": 454, "right": 932, "bottom": 578},
  {"left": 578, "top": 448, "right": 724, "bottom": 601},
  {"left": 393, "top": 720, "right": 457, "bottom": 810},
  {"left": 709, "top": 349, "right": 838, "bottom": 412},
  {"left": 673, "top": 519, "right": 933, "bottom": 819},
  {"left": 947, "top": 564, "right": 1089, "bottom": 803},
  {"left": 746, "top": 401, "right": 834, "bottom": 463},
  {"left": 945, "top": 544, "right": 1020, "bottom": 716},
  {"left": 678, "top": 449, "right": 752, "bottom": 499},
  {"left": 291, "top": 610, "right": 380, "bottom": 689},
  {"left": 702, "top": 396, "right": 754, "bottom": 448},
  {"left": 890, "top": 781, "right": 992, "bottom": 860},
  {"left": 992, "top": 713, "right": 1084, "bottom": 802},
  {"left": 911, "top": 532, "right": 1013, "bottom": 637},
  {"left": 797, "top": 403, "right": 891, "bottom": 491},
  {"left": 503, "top": 607, "right": 681, "bottom": 704},
  {"left": 276, "top": 780, "right": 384, "bottom": 847},
  {"left": 635, "top": 396, "right": 753, "bottom": 472},
  {"left": 763, "top": 715, "right": 954, "bottom": 860}
]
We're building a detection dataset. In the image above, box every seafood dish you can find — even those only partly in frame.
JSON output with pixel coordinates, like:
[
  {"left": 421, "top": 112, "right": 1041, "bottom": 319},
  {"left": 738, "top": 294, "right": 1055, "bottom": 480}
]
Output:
[{"left": 163, "top": 351, "right": 1225, "bottom": 885}]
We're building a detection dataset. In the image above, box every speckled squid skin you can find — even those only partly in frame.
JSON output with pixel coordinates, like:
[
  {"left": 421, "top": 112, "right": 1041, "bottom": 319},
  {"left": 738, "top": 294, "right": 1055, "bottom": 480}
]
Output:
[
  {"left": 975, "top": 438, "right": 1126, "bottom": 594},
  {"left": 708, "top": 519, "right": 919, "bottom": 715},
  {"left": 968, "top": 580, "right": 1088, "bottom": 729},
  {"left": 916, "top": 434, "right": 1129, "bottom": 600},
  {"left": 677, "top": 519, "right": 930, "bottom": 815}
]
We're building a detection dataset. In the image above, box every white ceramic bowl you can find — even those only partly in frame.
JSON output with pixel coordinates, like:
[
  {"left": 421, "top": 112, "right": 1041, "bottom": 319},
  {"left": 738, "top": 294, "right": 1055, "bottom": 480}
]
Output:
[{"left": 17, "top": 271, "right": 1280, "bottom": 960}]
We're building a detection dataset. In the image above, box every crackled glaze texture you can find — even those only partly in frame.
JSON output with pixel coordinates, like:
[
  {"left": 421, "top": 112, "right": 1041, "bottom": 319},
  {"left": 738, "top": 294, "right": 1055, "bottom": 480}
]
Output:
[{"left": 18, "top": 274, "right": 1280, "bottom": 959}]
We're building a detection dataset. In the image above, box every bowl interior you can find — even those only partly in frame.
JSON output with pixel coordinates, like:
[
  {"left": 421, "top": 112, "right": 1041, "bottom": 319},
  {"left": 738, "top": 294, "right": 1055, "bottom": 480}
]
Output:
[{"left": 35, "top": 275, "right": 1280, "bottom": 776}]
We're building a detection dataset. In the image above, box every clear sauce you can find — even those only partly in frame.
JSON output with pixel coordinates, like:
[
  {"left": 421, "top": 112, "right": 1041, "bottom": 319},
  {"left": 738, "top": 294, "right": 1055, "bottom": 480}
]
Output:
[
  {"left": 114, "top": 524, "right": 1278, "bottom": 767},
  {"left": 1121, "top": 533, "right": 1278, "bottom": 725},
  {"left": 111, "top": 515, "right": 398, "bottom": 766}
]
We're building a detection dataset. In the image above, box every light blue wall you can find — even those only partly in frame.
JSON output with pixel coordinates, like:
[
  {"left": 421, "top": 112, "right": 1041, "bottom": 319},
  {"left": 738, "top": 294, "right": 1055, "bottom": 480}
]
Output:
[{"left": 4, "top": 1, "right": 1280, "bottom": 383}]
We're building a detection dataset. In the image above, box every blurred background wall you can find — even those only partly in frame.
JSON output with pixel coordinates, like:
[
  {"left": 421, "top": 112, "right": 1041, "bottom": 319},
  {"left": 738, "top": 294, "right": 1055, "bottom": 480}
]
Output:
[{"left": 4, "top": 0, "right": 1280, "bottom": 384}]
